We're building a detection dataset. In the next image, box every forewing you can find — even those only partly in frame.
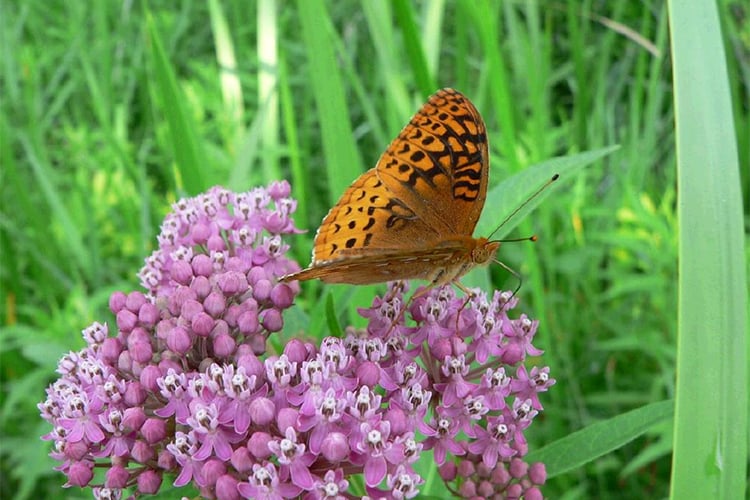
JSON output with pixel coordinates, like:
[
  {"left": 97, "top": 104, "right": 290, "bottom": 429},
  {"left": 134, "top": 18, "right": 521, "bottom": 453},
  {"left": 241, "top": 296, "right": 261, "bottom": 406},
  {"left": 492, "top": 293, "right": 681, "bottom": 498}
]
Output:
[
  {"left": 376, "top": 88, "right": 489, "bottom": 237},
  {"left": 311, "top": 168, "right": 443, "bottom": 262}
]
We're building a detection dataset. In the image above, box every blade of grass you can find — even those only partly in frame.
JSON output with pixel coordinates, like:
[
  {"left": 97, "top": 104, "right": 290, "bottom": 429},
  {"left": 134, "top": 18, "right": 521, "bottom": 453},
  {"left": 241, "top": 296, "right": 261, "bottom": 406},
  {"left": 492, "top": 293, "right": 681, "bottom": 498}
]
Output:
[
  {"left": 207, "top": 0, "right": 245, "bottom": 153},
  {"left": 297, "top": 0, "right": 363, "bottom": 203},
  {"left": 668, "top": 0, "right": 748, "bottom": 497},
  {"left": 418, "top": 0, "right": 445, "bottom": 79},
  {"left": 464, "top": 0, "right": 519, "bottom": 170},
  {"left": 361, "top": 1, "right": 411, "bottom": 121},
  {"left": 145, "top": 10, "right": 207, "bottom": 194},
  {"left": 392, "top": 0, "right": 436, "bottom": 97},
  {"left": 256, "top": 0, "right": 281, "bottom": 183}
]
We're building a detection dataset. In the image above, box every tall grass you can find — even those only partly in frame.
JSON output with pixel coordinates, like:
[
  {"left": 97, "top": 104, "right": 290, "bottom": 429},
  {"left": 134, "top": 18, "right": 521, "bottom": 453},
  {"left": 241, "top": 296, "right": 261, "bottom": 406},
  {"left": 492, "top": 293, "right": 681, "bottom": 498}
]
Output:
[{"left": 1, "top": 1, "right": 747, "bottom": 498}]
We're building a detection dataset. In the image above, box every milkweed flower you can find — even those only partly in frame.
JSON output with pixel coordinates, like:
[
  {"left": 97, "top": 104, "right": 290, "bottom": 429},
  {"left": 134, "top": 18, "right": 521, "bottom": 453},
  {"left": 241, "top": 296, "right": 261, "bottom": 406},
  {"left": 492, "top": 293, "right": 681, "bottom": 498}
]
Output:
[{"left": 40, "top": 183, "right": 553, "bottom": 499}]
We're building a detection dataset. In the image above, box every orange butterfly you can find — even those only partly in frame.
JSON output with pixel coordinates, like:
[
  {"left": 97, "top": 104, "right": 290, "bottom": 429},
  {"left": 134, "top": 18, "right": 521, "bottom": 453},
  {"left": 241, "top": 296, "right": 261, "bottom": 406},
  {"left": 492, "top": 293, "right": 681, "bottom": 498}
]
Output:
[{"left": 282, "top": 88, "right": 500, "bottom": 294}]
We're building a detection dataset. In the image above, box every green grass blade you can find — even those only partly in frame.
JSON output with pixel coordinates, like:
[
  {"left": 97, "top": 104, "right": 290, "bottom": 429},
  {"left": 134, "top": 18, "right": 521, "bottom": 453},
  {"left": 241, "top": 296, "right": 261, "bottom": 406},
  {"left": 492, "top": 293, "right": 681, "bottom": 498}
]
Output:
[
  {"left": 464, "top": 0, "right": 518, "bottom": 169},
  {"left": 207, "top": 0, "right": 245, "bottom": 151},
  {"left": 527, "top": 399, "right": 674, "bottom": 478},
  {"left": 668, "top": 1, "right": 749, "bottom": 498},
  {"left": 361, "top": 1, "right": 411, "bottom": 118},
  {"left": 392, "top": 0, "right": 436, "bottom": 97},
  {"left": 256, "top": 0, "right": 281, "bottom": 184},
  {"left": 145, "top": 11, "right": 207, "bottom": 194},
  {"left": 298, "top": 0, "right": 362, "bottom": 203}
]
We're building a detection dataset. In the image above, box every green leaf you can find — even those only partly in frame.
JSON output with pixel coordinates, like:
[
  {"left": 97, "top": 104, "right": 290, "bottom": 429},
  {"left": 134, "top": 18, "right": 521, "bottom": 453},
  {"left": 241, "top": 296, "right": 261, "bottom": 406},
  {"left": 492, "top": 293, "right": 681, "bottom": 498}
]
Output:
[
  {"left": 325, "top": 292, "right": 344, "bottom": 338},
  {"left": 527, "top": 400, "right": 674, "bottom": 478},
  {"left": 668, "top": 0, "right": 749, "bottom": 497},
  {"left": 476, "top": 146, "right": 620, "bottom": 239}
]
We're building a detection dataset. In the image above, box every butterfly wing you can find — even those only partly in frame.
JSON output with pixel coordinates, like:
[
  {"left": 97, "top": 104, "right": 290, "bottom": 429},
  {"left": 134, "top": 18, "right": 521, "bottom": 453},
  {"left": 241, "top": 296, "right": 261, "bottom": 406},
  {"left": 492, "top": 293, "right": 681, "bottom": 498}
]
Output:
[
  {"left": 283, "top": 88, "right": 490, "bottom": 285},
  {"left": 287, "top": 240, "right": 473, "bottom": 284},
  {"left": 311, "top": 168, "right": 444, "bottom": 263},
  {"left": 376, "top": 88, "right": 489, "bottom": 237}
]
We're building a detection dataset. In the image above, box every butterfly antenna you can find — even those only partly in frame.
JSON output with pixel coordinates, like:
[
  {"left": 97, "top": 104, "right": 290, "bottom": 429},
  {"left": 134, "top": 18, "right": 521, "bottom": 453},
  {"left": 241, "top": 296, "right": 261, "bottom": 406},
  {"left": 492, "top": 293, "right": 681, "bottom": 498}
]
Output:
[
  {"left": 493, "top": 257, "right": 524, "bottom": 297},
  {"left": 487, "top": 174, "right": 559, "bottom": 240}
]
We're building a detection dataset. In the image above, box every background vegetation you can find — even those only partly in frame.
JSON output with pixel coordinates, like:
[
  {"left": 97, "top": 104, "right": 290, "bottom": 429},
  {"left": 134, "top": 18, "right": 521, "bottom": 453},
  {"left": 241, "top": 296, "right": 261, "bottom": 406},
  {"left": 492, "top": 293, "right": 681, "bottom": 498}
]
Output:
[{"left": 1, "top": 0, "right": 747, "bottom": 498}]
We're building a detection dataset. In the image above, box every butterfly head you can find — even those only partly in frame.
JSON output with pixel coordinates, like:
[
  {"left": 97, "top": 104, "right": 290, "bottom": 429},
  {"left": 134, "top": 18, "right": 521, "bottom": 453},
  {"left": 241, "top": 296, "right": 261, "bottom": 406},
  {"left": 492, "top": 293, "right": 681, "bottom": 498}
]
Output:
[{"left": 471, "top": 238, "right": 501, "bottom": 266}]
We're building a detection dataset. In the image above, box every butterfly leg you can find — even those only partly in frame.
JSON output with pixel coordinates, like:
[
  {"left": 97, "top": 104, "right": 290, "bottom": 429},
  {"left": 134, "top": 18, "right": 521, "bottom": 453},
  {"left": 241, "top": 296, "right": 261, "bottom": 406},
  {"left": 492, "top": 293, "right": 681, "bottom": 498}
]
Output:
[
  {"left": 451, "top": 281, "right": 477, "bottom": 331},
  {"left": 381, "top": 281, "right": 417, "bottom": 337},
  {"left": 382, "top": 281, "right": 439, "bottom": 337}
]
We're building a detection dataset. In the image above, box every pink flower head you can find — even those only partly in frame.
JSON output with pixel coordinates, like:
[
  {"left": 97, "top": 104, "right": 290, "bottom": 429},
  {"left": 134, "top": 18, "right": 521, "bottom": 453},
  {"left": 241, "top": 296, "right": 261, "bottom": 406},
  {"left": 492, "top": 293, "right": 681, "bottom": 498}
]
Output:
[{"left": 39, "top": 184, "right": 552, "bottom": 499}]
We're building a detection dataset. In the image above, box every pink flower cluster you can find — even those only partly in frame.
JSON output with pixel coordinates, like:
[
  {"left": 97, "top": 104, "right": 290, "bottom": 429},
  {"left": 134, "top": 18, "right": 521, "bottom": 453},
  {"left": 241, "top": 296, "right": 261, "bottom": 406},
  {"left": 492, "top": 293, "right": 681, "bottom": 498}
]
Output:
[{"left": 39, "top": 184, "right": 553, "bottom": 499}]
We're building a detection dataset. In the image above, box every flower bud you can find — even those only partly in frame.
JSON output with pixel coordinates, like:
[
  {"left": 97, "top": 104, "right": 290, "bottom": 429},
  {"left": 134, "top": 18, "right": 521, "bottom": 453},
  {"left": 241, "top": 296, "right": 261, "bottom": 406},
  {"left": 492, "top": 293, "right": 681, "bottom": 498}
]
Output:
[
  {"left": 237, "top": 310, "right": 259, "bottom": 335},
  {"left": 190, "top": 221, "right": 211, "bottom": 244},
  {"left": 439, "top": 462, "right": 457, "bottom": 481},
  {"left": 477, "top": 480, "right": 494, "bottom": 498},
  {"left": 276, "top": 408, "right": 298, "bottom": 433},
  {"left": 525, "top": 487, "right": 543, "bottom": 500},
  {"left": 529, "top": 462, "right": 547, "bottom": 485},
  {"left": 171, "top": 260, "right": 193, "bottom": 285},
  {"left": 231, "top": 446, "right": 253, "bottom": 472},
  {"left": 252, "top": 279, "right": 272, "bottom": 302},
  {"left": 122, "top": 407, "right": 146, "bottom": 432},
  {"left": 124, "top": 381, "right": 147, "bottom": 406},
  {"left": 101, "top": 337, "right": 123, "bottom": 363},
  {"left": 201, "top": 458, "right": 226, "bottom": 487},
  {"left": 64, "top": 440, "right": 89, "bottom": 461},
  {"left": 458, "top": 479, "right": 476, "bottom": 498},
  {"left": 457, "top": 459, "right": 475, "bottom": 478},
  {"left": 218, "top": 271, "right": 246, "bottom": 295},
  {"left": 105, "top": 464, "right": 129, "bottom": 488},
  {"left": 191, "top": 275, "right": 211, "bottom": 298},
  {"left": 192, "top": 254, "right": 213, "bottom": 277},
  {"left": 141, "top": 418, "right": 166, "bottom": 443},
  {"left": 509, "top": 458, "right": 528, "bottom": 479},
  {"left": 207, "top": 234, "right": 226, "bottom": 252},
  {"left": 125, "top": 292, "right": 147, "bottom": 312},
  {"left": 261, "top": 309, "right": 283, "bottom": 332},
  {"left": 136, "top": 469, "right": 162, "bottom": 494},
  {"left": 192, "top": 312, "right": 215, "bottom": 337},
  {"left": 167, "top": 326, "right": 191, "bottom": 354},
  {"left": 157, "top": 449, "right": 176, "bottom": 470},
  {"left": 131, "top": 440, "right": 154, "bottom": 463},
  {"left": 505, "top": 483, "right": 523, "bottom": 498},
  {"left": 67, "top": 460, "right": 94, "bottom": 486},
  {"left": 247, "top": 266, "right": 267, "bottom": 286},
  {"left": 247, "top": 432, "right": 273, "bottom": 459},
  {"left": 248, "top": 397, "right": 275, "bottom": 426},
  {"left": 139, "top": 365, "right": 162, "bottom": 392},
  {"left": 215, "top": 474, "right": 240, "bottom": 500},
  {"left": 204, "top": 291, "right": 227, "bottom": 317},
  {"left": 180, "top": 299, "right": 203, "bottom": 322},
  {"left": 109, "top": 291, "right": 127, "bottom": 313},
  {"left": 129, "top": 341, "right": 153, "bottom": 364},
  {"left": 270, "top": 283, "right": 294, "bottom": 309},
  {"left": 116, "top": 309, "right": 138, "bottom": 333},
  {"left": 213, "top": 333, "right": 236, "bottom": 358},
  {"left": 320, "top": 432, "right": 349, "bottom": 462}
]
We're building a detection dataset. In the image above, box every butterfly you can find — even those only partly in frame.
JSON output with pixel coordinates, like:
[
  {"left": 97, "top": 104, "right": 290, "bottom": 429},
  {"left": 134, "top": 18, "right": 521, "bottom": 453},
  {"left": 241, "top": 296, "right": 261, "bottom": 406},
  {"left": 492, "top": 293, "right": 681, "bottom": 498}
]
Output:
[{"left": 281, "top": 88, "right": 501, "bottom": 294}]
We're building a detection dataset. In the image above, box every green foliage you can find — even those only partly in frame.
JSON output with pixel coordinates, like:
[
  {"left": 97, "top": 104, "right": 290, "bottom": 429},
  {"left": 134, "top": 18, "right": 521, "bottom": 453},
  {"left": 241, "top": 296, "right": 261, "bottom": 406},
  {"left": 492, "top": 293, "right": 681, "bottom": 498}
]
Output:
[
  {"left": 669, "top": 0, "right": 748, "bottom": 497},
  {"left": 1, "top": 1, "right": 747, "bottom": 498}
]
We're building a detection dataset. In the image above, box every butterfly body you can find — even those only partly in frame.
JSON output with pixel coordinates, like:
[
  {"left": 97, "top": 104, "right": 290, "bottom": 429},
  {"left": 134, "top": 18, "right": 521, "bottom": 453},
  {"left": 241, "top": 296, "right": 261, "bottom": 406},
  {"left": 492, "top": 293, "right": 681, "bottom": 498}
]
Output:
[
  {"left": 286, "top": 236, "right": 500, "bottom": 286},
  {"left": 282, "top": 88, "right": 498, "bottom": 290}
]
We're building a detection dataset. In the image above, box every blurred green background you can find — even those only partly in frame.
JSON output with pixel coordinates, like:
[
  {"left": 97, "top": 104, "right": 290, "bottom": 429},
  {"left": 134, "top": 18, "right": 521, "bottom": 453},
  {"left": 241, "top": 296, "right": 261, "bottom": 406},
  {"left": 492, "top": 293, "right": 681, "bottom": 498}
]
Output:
[{"left": 1, "top": 1, "right": 747, "bottom": 498}]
